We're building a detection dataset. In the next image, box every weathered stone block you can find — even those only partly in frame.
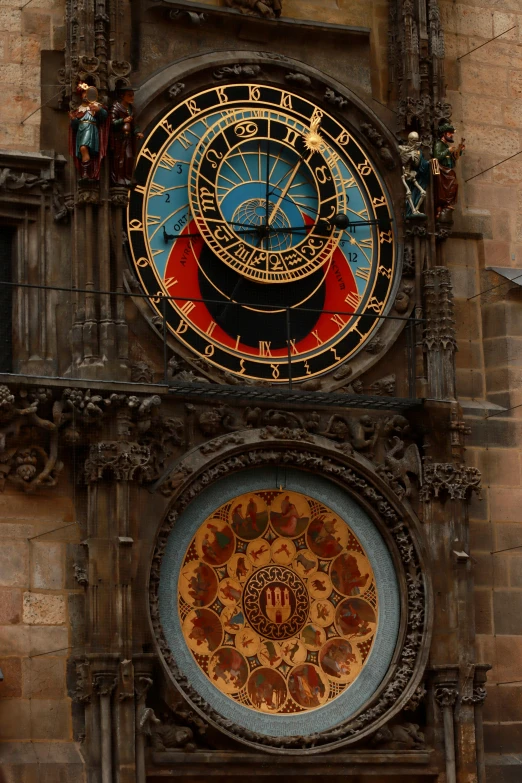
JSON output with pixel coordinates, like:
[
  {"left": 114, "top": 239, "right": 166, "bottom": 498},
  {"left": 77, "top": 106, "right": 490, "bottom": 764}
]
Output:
[
  {"left": 0, "top": 588, "right": 22, "bottom": 624},
  {"left": 28, "top": 626, "right": 69, "bottom": 657},
  {"left": 473, "top": 552, "right": 509, "bottom": 588},
  {"left": 491, "top": 489, "right": 522, "bottom": 522},
  {"left": 474, "top": 589, "right": 493, "bottom": 634},
  {"left": 470, "top": 520, "right": 494, "bottom": 551},
  {"left": 31, "top": 542, "right": 64, "bottom": 590},
  {"left": 29, "top": 699, "right": 71, "bottom": 740},
  {"left": 493, "top": 590, "right": 522, "bottom": 634},
  {"left": 0, "top": 625, "right": 30, "bottom": 656},
  {"left": 0, "top": 540, "right": 28, "bottom": 587},
  {"left": 22, "top": 656, "right": 65, "bottom": 699},
  {"left": 0, "top": 656, "right": 22, "bottom": 697},
  {"left": 23, "top": 593, "right": 66, "bottom": 625},
  {"left": 0, "top": 699, "right": 30, "bottom": 739}
]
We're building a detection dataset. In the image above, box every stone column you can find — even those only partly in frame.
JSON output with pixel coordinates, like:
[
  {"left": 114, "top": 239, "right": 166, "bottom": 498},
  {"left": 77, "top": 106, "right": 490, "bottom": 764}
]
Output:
[
  {"left": 94, "top": 673, "right": 117, "bottom": 783},
  {"left": 423, "top": 267, "right": 457, "bottom": 400},
  {"left": 435, "top": 684, "right": 458, "bottom": 783}
]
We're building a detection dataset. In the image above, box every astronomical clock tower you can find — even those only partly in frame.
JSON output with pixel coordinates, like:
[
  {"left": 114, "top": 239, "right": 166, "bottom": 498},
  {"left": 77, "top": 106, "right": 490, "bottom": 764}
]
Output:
[{"left": 0, "top": 0, "right": 491, "bottom": 781}]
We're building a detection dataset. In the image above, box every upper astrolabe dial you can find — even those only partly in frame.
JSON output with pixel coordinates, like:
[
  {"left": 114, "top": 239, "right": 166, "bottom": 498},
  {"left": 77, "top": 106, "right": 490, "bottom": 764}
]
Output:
[
  {"left": 128, "top": 84, "right": 396, "bottom": 383},
  {"left": 188, "top": 110, "right": 348, "bottom": 284}
]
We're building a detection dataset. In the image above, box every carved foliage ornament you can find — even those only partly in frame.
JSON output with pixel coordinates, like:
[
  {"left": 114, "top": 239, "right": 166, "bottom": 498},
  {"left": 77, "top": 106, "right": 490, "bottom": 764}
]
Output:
[
  {"left": 149, "top": 447, "right": 429, "bottom": 751},
  {"left": 420, "top": 460, "right": 481, "bottom": 501}
]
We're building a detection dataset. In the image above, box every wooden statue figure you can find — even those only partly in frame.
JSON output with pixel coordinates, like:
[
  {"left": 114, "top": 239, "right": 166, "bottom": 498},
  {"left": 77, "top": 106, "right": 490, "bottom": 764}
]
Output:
[
  {"left": 398, "top": 131, "right": 430, "bottom": 218},
  {"left": 69, "top": 83, "right": 108, "bottom": 181},
  {"left": 109, "top": 87, "right": 144, "bottom": 187},
  {"left": 224, "top": 0, "right": 282, "bottom": 18},
  {"left": 432, "top": 122, "right": 465, "bottom": 219}
]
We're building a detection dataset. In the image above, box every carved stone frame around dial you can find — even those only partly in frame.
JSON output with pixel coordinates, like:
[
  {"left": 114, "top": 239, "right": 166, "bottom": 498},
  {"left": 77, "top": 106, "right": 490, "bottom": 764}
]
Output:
[
  {"left": 127, "top": 52, "right": 410, "bottom": 392},
  {"left": 148, "top": 432, "right": 432, "bottom": 753}
]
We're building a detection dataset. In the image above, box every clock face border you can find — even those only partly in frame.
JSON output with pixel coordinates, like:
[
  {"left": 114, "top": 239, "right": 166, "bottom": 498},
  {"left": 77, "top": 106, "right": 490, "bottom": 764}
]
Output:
[
  {"left": 149, "top": 445, "right": 431, "bottom": 753},
  {"left": 127, "top": 80, "right": 401, "bottom": 385}
]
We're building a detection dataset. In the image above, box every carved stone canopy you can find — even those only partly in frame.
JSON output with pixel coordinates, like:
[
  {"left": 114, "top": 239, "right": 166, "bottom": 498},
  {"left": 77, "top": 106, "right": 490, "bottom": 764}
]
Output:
[{"left": 149, "top": 434, "right": 432, "bottom": 753}]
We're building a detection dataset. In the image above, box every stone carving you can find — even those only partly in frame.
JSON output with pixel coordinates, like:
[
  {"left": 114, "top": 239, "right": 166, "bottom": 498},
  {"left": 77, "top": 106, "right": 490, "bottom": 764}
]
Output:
[
  {"left": 93, "top": 674, "right": 117, "bottom": 697},
  {"left": 285, "top": 72, "right": 312, "bottom": 87},
  {"left": 168, "top": 82, "right": 185, "bottom": 100},
  {"left": 84, "top": 441, "right": 151, "bottom": 483},
  {"left": 365, "top": 337, "right": 385, "bottom": 355},
  {"left": 131, "top": 361, "right": 154, "bottom": 384},
  {"left": 223, "top": 0, "right": 282, "bottom": 19},
  {"left": 72, "top": 661, "right": 92, "bottom": 704},
  {"left": 322, "top": 414, "right": 379, "bottom": 457},
  {"left": 372, "top": 722, "right": 426, "bottom": 749},
  {"left": 159, "top": 464, "right": 193, "bottom": 498},
  {"left": 199, "top": 433, "right": 245, "bottom": 455},
  {"left": 361, "top": 122, "right": 395, "bottom": 170},
  {"left": 118, "top": 659, "right": 134, "bottom": 701},
  {"left": 394, "top": 283, "right": 414, "bottom": 314},
  {"left": 260, "top": 426, "right": 313, "bottom": 442},
  {"left": 404, "top": 684, "right": 427, "bottom": 711},
  {"left": 324, "top": 88, "right": 348, "bottom": 110},
  {"left": 423, "top": 267, "right": 457, "bottom": 352},
  {"left": 167, "top": 356, "right": 210, "bottom": 384},
  {"left": 150, "top": 713, "right": 198, "bottom": 751},
  {"left": 332, "top": 363, "right": 352, "bottom": 382},
  {"left": 74, "top": 564, "right": 89, "bottom": 586},
  {"left": 150, "top": 446, "right": 427, "bottom": 749},
  {"left": 141, "top": 416, "right": 185, "bottom": 483},
  {"left": 434, "top": 685, "right": 458, "bottom": 708},
  {"left": 420, "top": 460, "right": 481, "bottom": 501},
  {"left": 377, "top": 436, "right": 422, "bottom": 500},
  {"left": 0, "top": 385, "right": 63, "bottom": 493},
  {"left": 398, "top": 132, "right": 429, "bottom": 217},
  {"left": 169, "top": 9, "right": 207, "bottom": 23},
  {"left": 432, "top": 122, "right": 465, "bottom": 220},
  {"left": 197, "top": 406, "right": 242, "bottom": 437},
  {"left": 461, "top": 687, "right": 487, "bottom": 705},
  {"left": 369, "top": 374, "right": 396, "bottom": 396},
  {"left": 213, "top": 64, "right": 262, "bottom": 80},
  {"left": 0, "top": 167, "right": 51, "bottom": 191}
]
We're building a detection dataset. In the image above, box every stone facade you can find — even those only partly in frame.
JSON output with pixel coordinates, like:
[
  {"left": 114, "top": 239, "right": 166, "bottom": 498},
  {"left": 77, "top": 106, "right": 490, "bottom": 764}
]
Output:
[{"left": 1, "top": 0, "right": 522, "bottom": 781}]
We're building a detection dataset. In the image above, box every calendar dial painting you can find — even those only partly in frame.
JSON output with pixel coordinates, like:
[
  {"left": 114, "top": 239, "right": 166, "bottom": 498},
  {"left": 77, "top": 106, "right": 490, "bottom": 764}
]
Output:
[
  {"left": 178, "top": 490, "right": 378, "bottom": 714},
  {"left": 128, "top": 84, "right": 396, "bottom": 383}
]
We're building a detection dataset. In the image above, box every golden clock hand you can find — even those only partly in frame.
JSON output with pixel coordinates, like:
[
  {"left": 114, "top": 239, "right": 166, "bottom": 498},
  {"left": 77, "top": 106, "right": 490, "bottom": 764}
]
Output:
[{"left": 267, "top": 158, "right": 303, "bottom": 227}]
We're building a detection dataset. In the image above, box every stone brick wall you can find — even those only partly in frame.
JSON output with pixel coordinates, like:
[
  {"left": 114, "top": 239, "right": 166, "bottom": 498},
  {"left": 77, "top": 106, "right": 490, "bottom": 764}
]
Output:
[
  {"left": 0, "top": 0, "right": 64, "bottom": 152},
  {"left": 0, "top": 478, "right": 81, "bottom": 747},
  {"left": 442, "top": 0, "right": 522, "bottom": 767}
]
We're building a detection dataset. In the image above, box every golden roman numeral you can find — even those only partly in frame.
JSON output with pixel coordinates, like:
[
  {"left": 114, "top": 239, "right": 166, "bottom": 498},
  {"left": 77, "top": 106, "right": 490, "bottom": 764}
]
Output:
[
  {"left": 178, "top": 131, "right": 193, "bottom": 150},
  {"left": 355, "top": 267, "right": 371, "bottom": 281},
  {"left": 141, "top": 147, "right": 156, "bottom": 163},
  {"left": 164, "top": 276, "right": 178, "bottom": 288},
  {"left": 206, "top": 321, "right": 217, "bottom": 337},
  {"left": 312, "top": 330, "right": 323, "bottom": 346},
  {"left": 344, "top": 292, "right": 361, "bottom": 311},
  {"left": 158, "top": 153, "right": 176, "bottom": 170},
  {"left": 259, "top": 341, "right": 272, "bottom": 357},
  {"left": 331, "top": 313, "right": 347, "bottom": 328},
  {"left": 180, "top": 301, "right": 196, "bottom": 316},
  {"left": 146, "top": 214, "right": 162, "bottom": 226}
]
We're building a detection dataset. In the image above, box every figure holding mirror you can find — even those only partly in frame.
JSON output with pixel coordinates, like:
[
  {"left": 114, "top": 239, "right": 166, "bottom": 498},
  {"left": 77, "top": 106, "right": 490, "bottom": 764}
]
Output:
[
  {"left": 69, "top": 82, "right": 108, "bottom": 181},
  {"left": 109, "top": 87, "right": 144, "bottom": 186}
]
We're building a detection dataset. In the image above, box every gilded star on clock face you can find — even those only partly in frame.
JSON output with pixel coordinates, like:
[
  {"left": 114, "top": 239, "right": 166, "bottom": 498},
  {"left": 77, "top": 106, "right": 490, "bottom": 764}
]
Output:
[{"left": 128, "top": 84, "right": 396, "bottom": 383}]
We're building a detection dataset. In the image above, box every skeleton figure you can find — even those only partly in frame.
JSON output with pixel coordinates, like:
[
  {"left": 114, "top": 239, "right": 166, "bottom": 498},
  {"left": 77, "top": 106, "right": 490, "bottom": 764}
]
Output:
[{"left": 398, "top": 132, "right": 429, "bottom": 217}]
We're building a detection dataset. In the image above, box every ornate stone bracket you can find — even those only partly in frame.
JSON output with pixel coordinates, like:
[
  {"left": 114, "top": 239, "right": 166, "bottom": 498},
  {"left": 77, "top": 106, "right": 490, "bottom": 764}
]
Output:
[{"left": 420, "top": 460, "right": 481, "bottom": 501}]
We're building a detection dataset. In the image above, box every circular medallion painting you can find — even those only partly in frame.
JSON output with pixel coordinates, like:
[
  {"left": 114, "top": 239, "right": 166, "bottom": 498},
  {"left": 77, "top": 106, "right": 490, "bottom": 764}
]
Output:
[{"left": 177, "top": 489, "right": 378, "bottom": 715}]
